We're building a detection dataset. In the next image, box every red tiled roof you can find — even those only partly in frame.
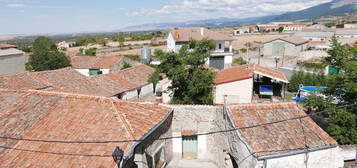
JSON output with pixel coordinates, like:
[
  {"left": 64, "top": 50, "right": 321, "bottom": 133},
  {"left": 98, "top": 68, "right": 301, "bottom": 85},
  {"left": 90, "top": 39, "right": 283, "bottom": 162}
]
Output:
[
  {"left": 171, "top": 27, "right": 234, "bottom": 42},
  {"left": 0, "top": 44, "right": 16, "bottom": 49},
  {"left": 90, "top": 64, "right": 155, "bottom": 95},
  {"left": 228, "top": 102, "right": 337, "bottom": 157},
  {"left": 214, "top": 64, "right": 288, "bottom": 85},
  {"left": 71, "top": 56, "right": 124, "bottom": 69},
  {"left": 0, "top": 89, "right": 171, "bottom": 168},
  {"left": 0, "top": 68, "right": 114, "bottom": 96}
]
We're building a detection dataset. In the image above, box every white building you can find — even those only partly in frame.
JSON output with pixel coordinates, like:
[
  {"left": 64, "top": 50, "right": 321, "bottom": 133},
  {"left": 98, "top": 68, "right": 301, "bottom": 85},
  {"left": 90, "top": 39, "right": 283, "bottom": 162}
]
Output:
[
  {"left": 0, "top": 44, "right": 25, "bottom": 75},
  {"left": 213, "top": 64, "right": 289, "bottom": 104},
  {"left": 167, "top": 27, "right": 234, "bottom": 70}
]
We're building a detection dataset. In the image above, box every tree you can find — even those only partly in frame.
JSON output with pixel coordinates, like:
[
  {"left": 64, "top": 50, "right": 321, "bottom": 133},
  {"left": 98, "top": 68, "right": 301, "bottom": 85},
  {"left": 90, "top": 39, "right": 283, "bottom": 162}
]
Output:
[
  {"left": 113, "top": 33, "right": 125, "bottom": 47},
  {"left": 149, "top": 39, "right": 216, "bottom": 104},
  {"left": 278, "top": 27, "right": 284, "bottom": 33},
  {"left": 303, "top": 39, "right": 357, "bottom": 144},
  {"left": 75, "top": 37, "right": 88, "bottom": 46},
  {"left": 27, "top": 37, "right": 70, "bottom": 71},
  {"left": 232, "top": 57, "right": 247, "bottom": 66},
  {"left": 95, "top": 38, "right": 108, "bottom": 46}
]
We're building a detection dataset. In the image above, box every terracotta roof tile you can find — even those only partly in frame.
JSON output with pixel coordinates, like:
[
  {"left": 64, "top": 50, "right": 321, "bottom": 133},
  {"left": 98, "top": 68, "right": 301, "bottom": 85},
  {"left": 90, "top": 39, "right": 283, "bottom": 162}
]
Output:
[
  {"left": 171, "top": 27, "right": 234, "bottom": 42},
  {"left": 0, "top": 44, "right": 16, "bottom": 49},
  {"left": 71, "top": 56, "right": 124, "bottom": 69},
  {"left": 228, "top": 102, "right": 337, "bottom": 157},
  {"left": 0, "top": 68, "right": 114, "bottom": 96},
  {"left": 214, "top": 64, "right": 288, "bottom": 85},
  {"left": 90, "top": 64, "right": 155, "bottom": 95},
  {"left": 0, "top": 89, "right": 171, "bottom": 168}
]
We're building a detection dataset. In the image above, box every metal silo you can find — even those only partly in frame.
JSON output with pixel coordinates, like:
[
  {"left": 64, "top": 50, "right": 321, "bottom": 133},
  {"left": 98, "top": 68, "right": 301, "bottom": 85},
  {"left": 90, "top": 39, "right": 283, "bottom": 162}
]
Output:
[{"left": 140, "top": 46, "right": 152, "bottom": 64}]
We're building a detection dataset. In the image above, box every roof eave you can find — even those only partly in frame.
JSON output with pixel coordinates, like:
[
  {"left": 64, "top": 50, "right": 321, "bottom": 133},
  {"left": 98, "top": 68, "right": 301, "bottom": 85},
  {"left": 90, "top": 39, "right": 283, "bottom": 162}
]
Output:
[{"left": 257, "top": 144, "right": 338, "bottom": 160}]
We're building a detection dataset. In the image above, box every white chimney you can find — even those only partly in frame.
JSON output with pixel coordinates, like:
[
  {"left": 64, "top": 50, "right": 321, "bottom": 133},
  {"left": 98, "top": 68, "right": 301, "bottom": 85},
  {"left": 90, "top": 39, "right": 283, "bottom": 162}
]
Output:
[{"left": 201, "top": 27, "right": 204, "bottom": 36}]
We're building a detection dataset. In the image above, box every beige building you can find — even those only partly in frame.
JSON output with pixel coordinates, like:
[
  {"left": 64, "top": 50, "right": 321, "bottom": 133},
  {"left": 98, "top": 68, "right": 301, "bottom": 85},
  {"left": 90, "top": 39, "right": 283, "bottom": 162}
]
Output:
[
  {"left": 263, "top": 37, "right": 309, "bottom": 58},
  {"left": 0, "top": 44, "right": 25, "bottom": 75},
  {"left": 214, "top": 64, "right": 289, "bottom": 104}
]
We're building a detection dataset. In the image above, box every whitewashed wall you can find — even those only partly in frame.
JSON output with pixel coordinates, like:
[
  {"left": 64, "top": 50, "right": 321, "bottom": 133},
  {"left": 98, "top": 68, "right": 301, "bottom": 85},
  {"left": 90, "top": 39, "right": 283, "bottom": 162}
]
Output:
[
  {"left": 167, "top": 33, "right": 176, "bottom": 52},
  {"left": 121, "top": 90, "right": 138, "bottom": 100},
  {"left": 263, "top": 147, "right": 343, "bottom": 168},
  {"left": 214, "top": 78, "right": 253, "bottom": 104},
  {"left": 139, "top": 83, "right": 154, "bottom": 98},
  {"left": 0, "top": 54, "right": 25, "bottom": 75}
]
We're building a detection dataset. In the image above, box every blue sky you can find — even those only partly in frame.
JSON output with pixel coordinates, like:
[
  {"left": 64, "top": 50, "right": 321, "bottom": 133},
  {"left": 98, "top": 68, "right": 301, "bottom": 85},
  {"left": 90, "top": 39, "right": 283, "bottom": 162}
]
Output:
[{"left": 0, "top": 0, "right": 332, "bottom": 35}]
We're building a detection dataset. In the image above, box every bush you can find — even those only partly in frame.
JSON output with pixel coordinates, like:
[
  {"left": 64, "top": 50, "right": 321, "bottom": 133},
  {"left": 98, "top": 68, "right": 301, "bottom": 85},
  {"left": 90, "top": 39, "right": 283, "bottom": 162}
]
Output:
[
  {"left": 85, "top": 48, "right": 97, "bottom": 56},
  {"left": 233, "top": 57, "right": 247, "bottom": 66}
]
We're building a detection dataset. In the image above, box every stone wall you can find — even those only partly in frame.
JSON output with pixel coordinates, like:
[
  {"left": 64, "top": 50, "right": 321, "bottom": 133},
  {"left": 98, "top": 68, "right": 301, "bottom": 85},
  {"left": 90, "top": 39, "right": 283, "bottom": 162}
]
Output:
[
  {"left": 129, "top": 111, "right": 173, "bottom": 168},
  {"left": 0, "top": 54, "right": 25, "bottom": 75},
  {"left": 165, "top": 105, "right": 231, "bottom": 168}
]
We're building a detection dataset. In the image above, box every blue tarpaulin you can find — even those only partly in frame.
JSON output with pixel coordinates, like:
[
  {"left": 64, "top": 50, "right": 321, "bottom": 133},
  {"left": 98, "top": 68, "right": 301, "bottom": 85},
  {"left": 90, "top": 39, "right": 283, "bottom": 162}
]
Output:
[{"left": 260, "top": 85, "right": 273, "bottom": 96}]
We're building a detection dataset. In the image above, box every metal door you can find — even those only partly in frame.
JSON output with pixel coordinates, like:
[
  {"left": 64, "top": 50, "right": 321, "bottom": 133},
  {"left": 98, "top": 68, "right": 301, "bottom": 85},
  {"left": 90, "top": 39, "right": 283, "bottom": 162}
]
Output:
[
  {"left": 209, "top": 56, "right": 225, "bottom": 70},
  {"left": 182, "top": 136, "right": 197, "bottom": 159}
]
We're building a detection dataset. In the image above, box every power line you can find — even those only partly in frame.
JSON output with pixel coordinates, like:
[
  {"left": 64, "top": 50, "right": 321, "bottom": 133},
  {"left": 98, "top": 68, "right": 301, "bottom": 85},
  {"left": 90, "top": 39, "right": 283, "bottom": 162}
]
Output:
[
  {"left": 0, "top": 104, "right": 354, "bottom": 144},
  {"left": 0, "top": 104, "right": 354, "bottom": 158}
]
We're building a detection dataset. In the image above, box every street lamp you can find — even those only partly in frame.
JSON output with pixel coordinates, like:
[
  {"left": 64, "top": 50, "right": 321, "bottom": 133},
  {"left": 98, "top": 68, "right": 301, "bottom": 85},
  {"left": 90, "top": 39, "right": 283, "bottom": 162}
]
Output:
[{"left": 112, "top": 146, "right": 124, "bottom": 165}]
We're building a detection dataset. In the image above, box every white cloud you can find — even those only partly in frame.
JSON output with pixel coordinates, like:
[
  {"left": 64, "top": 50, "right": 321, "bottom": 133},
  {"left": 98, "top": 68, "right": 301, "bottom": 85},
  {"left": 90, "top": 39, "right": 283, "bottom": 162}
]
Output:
[
  {"left": 6, "top": 3, "right": 28, "bottom": 8},
  {"left": 129, "top": 0, "right": 332, "bottom": 20}
]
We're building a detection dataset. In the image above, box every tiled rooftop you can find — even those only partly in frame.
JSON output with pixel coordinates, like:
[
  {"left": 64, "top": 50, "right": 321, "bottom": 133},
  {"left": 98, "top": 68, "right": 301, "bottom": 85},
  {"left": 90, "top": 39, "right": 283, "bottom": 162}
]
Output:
[
  {"left": 228, "top": 102, "right": 337, "bottom": 157},
  {"left": 0, "top": 89, "right": 171, "bottom": 168},
  {"left": 90, "top": 64, "right": 155, "bottom": 95},
  {"left": 214, "top": 64, "right": 288, "bottom": 85},
  {"left": 0, "top": 68, "right": 114, "bottom": 97},
  {"left": 171, "top": 27, "right": 233, "bottom": 42},
  {"left": 71, "top": 56, "right": 124, "bottom": 69}
]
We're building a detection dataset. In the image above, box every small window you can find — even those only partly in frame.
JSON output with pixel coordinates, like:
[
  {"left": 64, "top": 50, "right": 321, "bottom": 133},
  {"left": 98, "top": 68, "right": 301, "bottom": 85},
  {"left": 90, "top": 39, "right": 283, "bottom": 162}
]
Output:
[
  {"left": 218, "top": 43, "right": 222, "bottom": 49},
  {"left": 89, "top": 69, "right": 100, "bottom": 76}
]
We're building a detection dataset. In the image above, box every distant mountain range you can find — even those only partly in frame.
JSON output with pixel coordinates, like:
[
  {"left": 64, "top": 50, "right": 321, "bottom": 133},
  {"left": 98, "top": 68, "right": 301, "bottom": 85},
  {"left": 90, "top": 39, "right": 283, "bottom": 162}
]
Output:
[{"left": 122, "top": 0, "right": 357, "bottom": 31}]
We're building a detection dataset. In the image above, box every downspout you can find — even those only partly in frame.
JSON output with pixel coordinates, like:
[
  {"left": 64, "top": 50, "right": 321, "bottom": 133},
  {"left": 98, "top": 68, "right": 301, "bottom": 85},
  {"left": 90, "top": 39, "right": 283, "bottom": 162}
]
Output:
[{"left": 119, "top": 109, "right": 174, "bottom": 168}]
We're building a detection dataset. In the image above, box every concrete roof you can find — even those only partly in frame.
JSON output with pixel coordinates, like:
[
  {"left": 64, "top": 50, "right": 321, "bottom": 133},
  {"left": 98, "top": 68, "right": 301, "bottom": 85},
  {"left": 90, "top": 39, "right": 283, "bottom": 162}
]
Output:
[
  {"left": 0, "top": 89, "right": 171, "bottom": 168},
  {"left": 228, "top": 102, "right": 337, "bottom": 157},
  {"left": 265, "top": 37, "right": 309, "bottom": 46}
]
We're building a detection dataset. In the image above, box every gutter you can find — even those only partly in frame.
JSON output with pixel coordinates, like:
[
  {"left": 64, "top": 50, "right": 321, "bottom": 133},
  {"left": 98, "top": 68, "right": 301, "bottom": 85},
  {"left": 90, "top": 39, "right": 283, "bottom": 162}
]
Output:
[
  {"left": 119, "top": 109, "right": 174, "bottom": 168},
  {"left": 257, "top": 144, "right": 338, "bottom": 160}
]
